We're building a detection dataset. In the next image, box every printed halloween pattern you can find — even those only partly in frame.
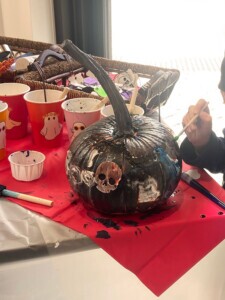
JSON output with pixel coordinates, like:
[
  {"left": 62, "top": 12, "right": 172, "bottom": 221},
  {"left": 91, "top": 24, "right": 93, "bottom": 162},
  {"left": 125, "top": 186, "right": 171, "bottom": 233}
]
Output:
[{"left": 41, "top": 112, "right": 62, "bottom": 140}]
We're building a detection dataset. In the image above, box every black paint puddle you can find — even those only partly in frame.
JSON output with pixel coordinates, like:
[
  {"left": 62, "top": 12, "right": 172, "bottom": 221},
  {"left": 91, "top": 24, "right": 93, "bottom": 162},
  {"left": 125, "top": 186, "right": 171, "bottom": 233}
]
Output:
[
  {"left": 96, "top": 230, "right": 111, "bottom": 239},
  {"left": 87, "top": 211, "right": 120, "bottom": 230}
]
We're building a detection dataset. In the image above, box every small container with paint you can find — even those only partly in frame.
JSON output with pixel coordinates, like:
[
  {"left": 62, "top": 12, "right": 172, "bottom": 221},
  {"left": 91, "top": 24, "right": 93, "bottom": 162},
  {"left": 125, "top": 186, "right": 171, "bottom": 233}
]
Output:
[{"left": 8, "top": 150, "right": 45, "bottom": 181}]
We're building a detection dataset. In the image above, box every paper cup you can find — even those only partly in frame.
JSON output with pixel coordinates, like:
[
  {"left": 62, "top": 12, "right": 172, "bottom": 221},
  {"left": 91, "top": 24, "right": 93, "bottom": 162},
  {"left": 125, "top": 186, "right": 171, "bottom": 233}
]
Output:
[
  {"left": 0, "top": 83, "right": 30, "bottom": 139},
  {"left": 0, "top": 101, "right": 8, "bottom": 160},
  {"left": 8, "top": 150, "right": 45, "bottom": 181},
  {"left": 24, "top": 89, "right": 67, "bottom": 147},
  {"left": 100, "top": 104, "right": 144, "bottom": 118},
  {"left": 61, "top": 98, "right": 102, "bottom": 142}
]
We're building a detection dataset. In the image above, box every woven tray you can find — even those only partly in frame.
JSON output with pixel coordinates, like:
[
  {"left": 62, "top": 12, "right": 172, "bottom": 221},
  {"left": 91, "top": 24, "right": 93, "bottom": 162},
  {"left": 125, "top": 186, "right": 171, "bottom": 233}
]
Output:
[
  {"left": 15, "top": 78, "right": 101, "bottom": 100},
  {"left": 0, "top": 36, "right": 180, "bottom": 110}
]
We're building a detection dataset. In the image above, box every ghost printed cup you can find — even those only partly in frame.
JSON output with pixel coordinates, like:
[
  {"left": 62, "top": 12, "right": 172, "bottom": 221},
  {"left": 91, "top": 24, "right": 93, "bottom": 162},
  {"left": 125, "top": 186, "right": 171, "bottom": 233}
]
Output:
[
  {"left": 24, "top": 89, "right": 67, "bottom": 148},
  {"left": 0, "top": 83, "right": 30, "bottom": 139},
  {"left": 61, "top": 98, "right": 102, "bottom": 142},
  {"left": 0, "top": 101, "right": 8, "bottom": 160}
]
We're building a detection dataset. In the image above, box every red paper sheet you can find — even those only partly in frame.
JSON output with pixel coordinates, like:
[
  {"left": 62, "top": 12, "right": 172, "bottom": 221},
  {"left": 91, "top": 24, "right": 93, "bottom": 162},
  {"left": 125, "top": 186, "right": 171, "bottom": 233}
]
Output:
[{"left": 1, "top": 127, "right": 225, "bottom": 296}]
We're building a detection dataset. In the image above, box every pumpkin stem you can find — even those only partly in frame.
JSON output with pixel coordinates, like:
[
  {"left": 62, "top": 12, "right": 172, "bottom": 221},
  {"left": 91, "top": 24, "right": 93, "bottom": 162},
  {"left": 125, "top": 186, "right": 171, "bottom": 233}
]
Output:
[{"left": 61, "top": 39, "right": 134, "bottom": 136}]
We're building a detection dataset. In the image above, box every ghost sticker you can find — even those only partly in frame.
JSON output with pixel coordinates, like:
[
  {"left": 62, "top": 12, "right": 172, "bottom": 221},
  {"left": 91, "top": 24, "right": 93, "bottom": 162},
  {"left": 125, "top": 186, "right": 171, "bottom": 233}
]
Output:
[
  {"left": 5, "top": 108, "right": 21, "bottom": 130},
  {"left": 71, "top": 122, "right": 85, "bottom": 140},
  {"left": 41, "top": 112, "right": 62, "bottom": 140},
  {"left": 0, "top": 121, "right": 6, "bottom": 149}
]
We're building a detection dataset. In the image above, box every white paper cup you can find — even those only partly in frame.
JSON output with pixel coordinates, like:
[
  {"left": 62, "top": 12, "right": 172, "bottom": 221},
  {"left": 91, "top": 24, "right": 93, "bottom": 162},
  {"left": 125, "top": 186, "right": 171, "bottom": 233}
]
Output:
[
  {"left": 100, "top": 104, "right": 144, "bottom": 118},
  {"left": 8, "top": 150, "right": 45, "bottom": 181},
  {"left": 61, "top": 97, "right": 102, "bottom": 142}
]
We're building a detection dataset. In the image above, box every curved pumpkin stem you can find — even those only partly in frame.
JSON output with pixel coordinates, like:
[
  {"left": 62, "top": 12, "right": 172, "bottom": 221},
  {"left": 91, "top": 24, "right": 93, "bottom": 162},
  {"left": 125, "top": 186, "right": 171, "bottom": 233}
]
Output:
[{"left": 61, "top": 39, "right": 133, "bottom": 136}]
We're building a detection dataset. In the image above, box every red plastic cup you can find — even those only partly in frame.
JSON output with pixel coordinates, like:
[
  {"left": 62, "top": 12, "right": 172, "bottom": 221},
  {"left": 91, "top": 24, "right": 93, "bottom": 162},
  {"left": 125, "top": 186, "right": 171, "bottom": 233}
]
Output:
[
  {"left": 24, "top": 89, "right": 67, "bottom": 148},
  {"left": 0, "top": 83, "right": 30, "bottom": 139}
]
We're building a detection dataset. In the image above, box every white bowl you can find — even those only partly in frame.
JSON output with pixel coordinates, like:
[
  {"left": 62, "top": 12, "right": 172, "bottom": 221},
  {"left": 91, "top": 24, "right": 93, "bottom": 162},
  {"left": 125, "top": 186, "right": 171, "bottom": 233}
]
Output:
[
  {"left": 100, "top": 104, "right": 144, "bottom": 118},
  {"left": 8, "top": 150, "right": 45, "bottom": 181}
]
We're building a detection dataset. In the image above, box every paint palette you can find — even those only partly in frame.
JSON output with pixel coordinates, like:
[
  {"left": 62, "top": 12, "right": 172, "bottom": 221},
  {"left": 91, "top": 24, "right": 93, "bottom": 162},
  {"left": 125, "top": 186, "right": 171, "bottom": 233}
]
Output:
[{"left": 8, "top": 150, "right": 45, "bottom": 181}]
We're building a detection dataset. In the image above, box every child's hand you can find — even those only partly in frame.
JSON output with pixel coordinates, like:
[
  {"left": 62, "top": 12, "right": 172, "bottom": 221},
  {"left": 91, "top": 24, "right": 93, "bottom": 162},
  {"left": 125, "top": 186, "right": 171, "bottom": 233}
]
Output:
[{"left": 182, "top": 99, "right": 212, "bottom": 148}]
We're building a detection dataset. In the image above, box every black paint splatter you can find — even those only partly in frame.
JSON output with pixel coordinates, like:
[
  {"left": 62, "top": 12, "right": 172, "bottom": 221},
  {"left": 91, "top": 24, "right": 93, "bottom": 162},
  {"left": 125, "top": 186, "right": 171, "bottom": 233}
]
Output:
[
  {"left": 96, "top": 230, "right": 111, "bottom": 239},
  {"left": 123, "top": 220, "right": 138, "bottom": 227},
  {"left": 71, "top": 200, "right": 78, "bottom": 205},
  {"left": 137, "top": 227, "right": 142, "bottom": 234},
  {"left": 21, "top": 150, "right": 30, "bottom": 157},
  {"left": 83, "top": 223, "right": 89, "bottom": 229},
  {"left": 145, "top": 225, "right": 151, "bottom": 231},
  {"left": 134, "top": 228, "right": 142, "bottom": 236},
  {"left": 69, "top": 191, "right": 74, "bottom": 197}
]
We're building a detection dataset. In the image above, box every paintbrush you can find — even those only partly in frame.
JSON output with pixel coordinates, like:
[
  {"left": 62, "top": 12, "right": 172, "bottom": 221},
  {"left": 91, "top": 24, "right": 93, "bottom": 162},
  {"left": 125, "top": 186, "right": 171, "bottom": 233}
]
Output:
[
  {"left": 60, "top": 87, "right": 70, "bottom": 99},
  {"left": 128, "top": 85, "right": 138, "bottom": 114},
  {"left": 92, "top": 96, "right": 109, "bottom": 110},
  {"left": 0, "top": 184, "right": 53, "bottom": 207},
  {"left": 174, "top": 102, "right": 209, "bottom": 141},
  {"left": 181, "top": 172, "right": 225, "bottom": 209}
]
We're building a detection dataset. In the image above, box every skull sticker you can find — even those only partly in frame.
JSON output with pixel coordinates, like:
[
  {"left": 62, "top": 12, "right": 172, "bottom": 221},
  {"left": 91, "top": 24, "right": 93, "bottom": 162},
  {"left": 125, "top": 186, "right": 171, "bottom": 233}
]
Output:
[
  {"left": 94, "top": 161, "right": 122, "bottom": 193},
  {"left": 114, "top": 69, "right": 138, "bottom": 89}
]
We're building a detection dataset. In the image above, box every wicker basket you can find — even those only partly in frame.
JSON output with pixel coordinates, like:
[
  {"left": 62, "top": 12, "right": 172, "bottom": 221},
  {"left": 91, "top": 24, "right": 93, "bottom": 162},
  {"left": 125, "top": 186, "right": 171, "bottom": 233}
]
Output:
[{"left": 0, "top": 36, "right": 180, "bottom": 109}]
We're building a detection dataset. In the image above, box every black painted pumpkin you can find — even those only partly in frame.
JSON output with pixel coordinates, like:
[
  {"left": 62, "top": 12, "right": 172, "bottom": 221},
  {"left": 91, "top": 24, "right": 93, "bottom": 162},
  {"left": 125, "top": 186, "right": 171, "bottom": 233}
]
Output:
[{"left": 62, "top": 40, "right": 182, "bottom": 215}]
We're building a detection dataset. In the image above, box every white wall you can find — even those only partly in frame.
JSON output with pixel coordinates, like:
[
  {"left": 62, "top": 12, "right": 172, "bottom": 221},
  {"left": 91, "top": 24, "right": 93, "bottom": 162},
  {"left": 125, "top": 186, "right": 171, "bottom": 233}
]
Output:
[{"left": 0, "top": 0, "right": 55, "bottom": 43}]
